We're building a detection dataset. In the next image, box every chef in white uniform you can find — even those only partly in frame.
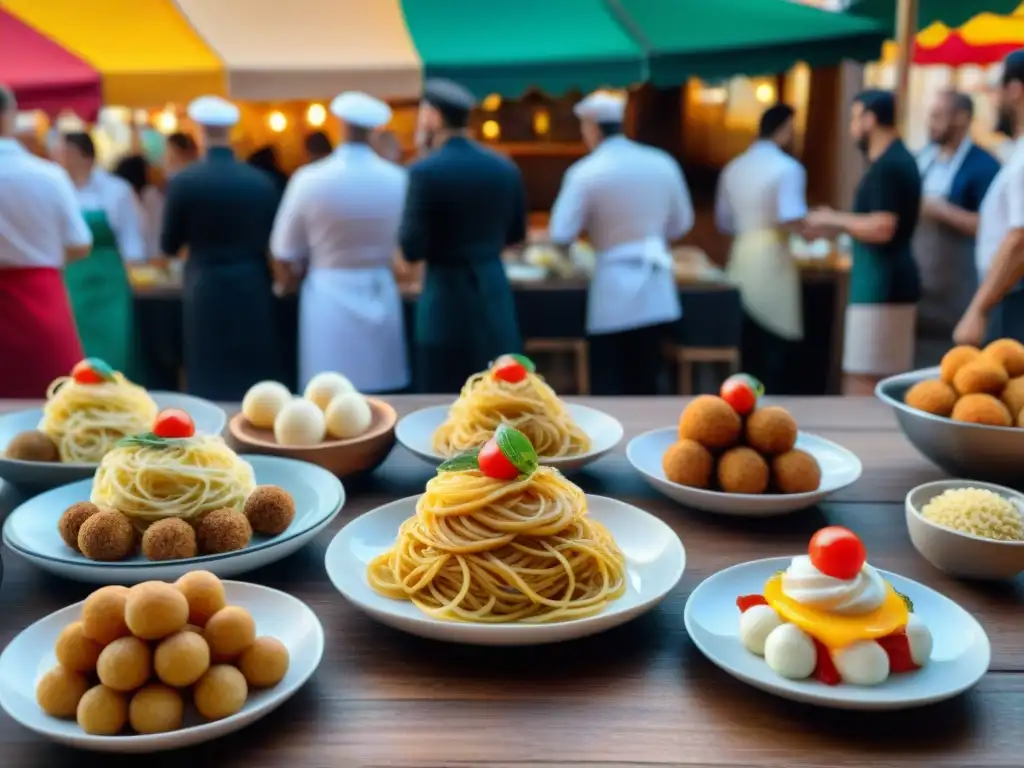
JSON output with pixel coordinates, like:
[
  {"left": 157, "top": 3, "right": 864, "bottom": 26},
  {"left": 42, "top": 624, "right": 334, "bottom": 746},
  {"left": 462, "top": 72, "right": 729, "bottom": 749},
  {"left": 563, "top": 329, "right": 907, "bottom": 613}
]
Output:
[
  {"left": 270, "top": 91, "right": 410, "bottom": 393},
  {"left": 549, "top": 90, "right": 694, "bottom": 395},
  {"left": 716, "top": 104, "right": 808, "bottom": 394}
]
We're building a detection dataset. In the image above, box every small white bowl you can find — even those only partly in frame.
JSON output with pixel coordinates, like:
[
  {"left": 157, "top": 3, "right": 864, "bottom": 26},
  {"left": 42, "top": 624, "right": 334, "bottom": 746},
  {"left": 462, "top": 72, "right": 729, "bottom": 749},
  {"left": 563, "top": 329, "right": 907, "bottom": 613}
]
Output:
[{"left": 905, "top": 480, "right": 1024, "bottom": 580}]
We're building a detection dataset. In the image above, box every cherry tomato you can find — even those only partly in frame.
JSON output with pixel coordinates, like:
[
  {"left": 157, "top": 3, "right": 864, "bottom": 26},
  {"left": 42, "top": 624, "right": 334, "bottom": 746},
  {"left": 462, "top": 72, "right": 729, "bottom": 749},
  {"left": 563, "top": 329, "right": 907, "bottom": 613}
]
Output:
[
  {"left": 720, "top": 374, "right": 759, "bottom": 415},
  {"left": 493, "top": 356, "right": 528, "bottom": 384},
  {"left": 71, "top": 360, "right": 104, "bottom": 385},
  {"left": 808, "top": 526, "right": 866, "bottom": 580},
  {"left": 152, "top": 408, "right": 195, "bottom": 439},
  {"left": 477, "top": 438, "right": 519, "bottom": 480}
]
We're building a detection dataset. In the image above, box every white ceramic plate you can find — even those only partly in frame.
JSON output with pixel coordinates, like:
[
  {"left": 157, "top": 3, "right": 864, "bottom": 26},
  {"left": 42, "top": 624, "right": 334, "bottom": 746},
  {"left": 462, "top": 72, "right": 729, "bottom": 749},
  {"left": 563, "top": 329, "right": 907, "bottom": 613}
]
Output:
[
  {"left": 0, "top": 393, "right": 228, "bottom": 490},
  {"left": 395, "top": 403, "right": 624, "bottom": 472},
  {"left": 684, "top": 557, "right": 991, "bottom": 710},
  {"left": 0, "top": 581, "right": 324, "bottom": 753},
  {"left": 326, "top": 494, "right": 685, "bottom": 645},
  {"left": 626, "top": 428, "right": 862, "bottom": 517},
  {"left": 2, "top": 455, "right": 344, "bottom": 584}
]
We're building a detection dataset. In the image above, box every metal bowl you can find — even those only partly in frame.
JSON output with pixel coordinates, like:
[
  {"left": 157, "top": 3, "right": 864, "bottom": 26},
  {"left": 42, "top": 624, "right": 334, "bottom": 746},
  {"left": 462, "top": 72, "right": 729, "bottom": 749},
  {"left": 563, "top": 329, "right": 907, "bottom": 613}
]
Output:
[{"left": 876, "top": 367, "right": 1024, "bottom": 486}]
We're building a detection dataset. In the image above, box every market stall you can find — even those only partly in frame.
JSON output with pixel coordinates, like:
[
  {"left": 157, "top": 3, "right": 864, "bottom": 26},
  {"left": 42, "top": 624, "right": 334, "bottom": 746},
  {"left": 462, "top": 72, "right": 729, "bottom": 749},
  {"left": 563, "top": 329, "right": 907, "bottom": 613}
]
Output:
[{"left": 914, "top": 6, "right": 1024, "bottom": 66}]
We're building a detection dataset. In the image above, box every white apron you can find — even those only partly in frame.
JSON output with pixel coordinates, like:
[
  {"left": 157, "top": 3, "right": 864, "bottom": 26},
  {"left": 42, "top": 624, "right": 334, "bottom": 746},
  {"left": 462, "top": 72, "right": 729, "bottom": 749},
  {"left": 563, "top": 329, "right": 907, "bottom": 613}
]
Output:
[
  {"left": 299, "top": 266, "right": 409, "bottom": 393},
  {"left": 587, "top": 237, "right": 681, "bottom": 335},
  {"left": 726, "top": 228, "right": 802, "bottom": 340}
]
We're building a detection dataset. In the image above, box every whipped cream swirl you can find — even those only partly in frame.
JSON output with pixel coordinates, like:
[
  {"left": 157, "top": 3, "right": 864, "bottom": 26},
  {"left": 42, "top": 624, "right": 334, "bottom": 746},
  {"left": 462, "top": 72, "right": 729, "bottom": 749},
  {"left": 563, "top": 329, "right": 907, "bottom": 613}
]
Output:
[{"left": 781, "top": 555, "right": 886, "bottom": 615}]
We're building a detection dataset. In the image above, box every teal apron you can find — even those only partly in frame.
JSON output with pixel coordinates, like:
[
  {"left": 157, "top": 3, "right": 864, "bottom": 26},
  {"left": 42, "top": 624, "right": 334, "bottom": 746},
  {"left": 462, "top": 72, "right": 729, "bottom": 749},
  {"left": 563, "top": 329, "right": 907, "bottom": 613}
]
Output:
[{"left": 65, "top": 210, "right": 135, "bottom": 377}]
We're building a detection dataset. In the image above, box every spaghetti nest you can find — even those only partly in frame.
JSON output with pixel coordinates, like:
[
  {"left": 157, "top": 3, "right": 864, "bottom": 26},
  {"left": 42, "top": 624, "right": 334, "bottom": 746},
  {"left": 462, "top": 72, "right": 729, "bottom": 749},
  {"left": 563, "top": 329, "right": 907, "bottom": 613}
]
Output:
[
  {"left": 367, "top": 467, "right": 626, "bottom": 623},
  {"left": 432, "top": 370, "right": 591, "bottom": 458},
  {"left": 91, "top": 435, "right": 256, "bottom": 532},
  {"left": 39, "top": 374, "right": 159, "bottom": 463}
]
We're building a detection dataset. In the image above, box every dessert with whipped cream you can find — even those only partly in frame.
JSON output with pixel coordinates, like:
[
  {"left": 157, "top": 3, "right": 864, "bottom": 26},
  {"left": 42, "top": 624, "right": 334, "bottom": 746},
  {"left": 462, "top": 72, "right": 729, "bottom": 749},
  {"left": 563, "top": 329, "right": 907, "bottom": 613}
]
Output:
[{"left": 737, "top": 526, "right": 932, "bottom": 686}]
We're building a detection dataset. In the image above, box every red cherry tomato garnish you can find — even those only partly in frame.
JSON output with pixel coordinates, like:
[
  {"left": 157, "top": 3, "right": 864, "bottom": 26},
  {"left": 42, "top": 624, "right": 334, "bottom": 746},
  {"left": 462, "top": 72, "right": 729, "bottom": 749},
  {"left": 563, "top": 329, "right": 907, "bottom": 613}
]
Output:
[
  {"left": 811, "top": 637, "right": 842, "bottom": 686},
  {"left": 808, "top": 526, "right": 866, "bottom": 580},
  {"left": 720, "top": 374, "right": 760, "bottom": 415},
  {"left": 152, "top": 408, "right": 195, "bottom": 439},
  {"left": 876, "top": 631, "right": 918, "bottom": 674},
  {"left": 478, "top": 438, "right": 519, "bottom": 480},
  {"left": 493, "top": 357, "right": 527, "bottom": 384},
  {"left": 71, "top": 361, "right": 104, "bottom": 385},
  {"left": 736, "top": 594, "right": 769, "bottom": 613}
]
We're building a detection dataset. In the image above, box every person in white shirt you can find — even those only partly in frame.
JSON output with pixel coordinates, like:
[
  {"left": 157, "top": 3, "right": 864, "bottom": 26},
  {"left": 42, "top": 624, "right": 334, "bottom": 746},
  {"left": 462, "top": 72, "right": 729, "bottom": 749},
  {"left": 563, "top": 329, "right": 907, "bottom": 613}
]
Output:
[
  {"left": 549, "top": 91, "right": 694, "bottom": 395},
  {"left": 0, "top": 85, "right": 91, "bottom": 397},
  {"left": 58, "top": 131, "right": 147, "bottom": 376},
  {"left": 957, "top": 51, "right": 1024, "bottom": 346},
  {"left": 271, "top": 91, "right": 410, "bottom": 393},
  {"left": 716, "top": 104, "right": 808, "bottom": 394}
]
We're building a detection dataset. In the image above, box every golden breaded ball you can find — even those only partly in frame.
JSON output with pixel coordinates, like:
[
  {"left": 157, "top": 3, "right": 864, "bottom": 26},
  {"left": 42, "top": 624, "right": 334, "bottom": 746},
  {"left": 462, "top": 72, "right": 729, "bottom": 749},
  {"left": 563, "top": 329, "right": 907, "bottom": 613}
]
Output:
[
  {"left": 983, "top": 338, "right": 1024, "bottom": 378},
  {"left": 81, "top": 585, "right": 130, "bottom": 646},
  {"left": 903, "top": 379, "right": 957, "bottom": 417},
  {"left": 951, "top": 393, "right": 1012, "bottom": 427},
  {"left": 678, "top": 395, "right": 741, "bottom": 449},
  {"left": 717, "top": 447, "right": 770, "bottom": 495},
  {"left": 203, "top": 606, "right": 256, "bottom": 662},
  {"left": 96, "top": 636, "right": 152, "bottom": 692},
  {"left": 952, "top": 358, "right": 1008, "bottom": 396},
  {"left": 771, "top": 450, "right": 822, "bottom": 494},
  {"left": 36, "top": 665, "right": 89, "bottom": 718},
  {"left": 54, "top": 621, "right": 104, "bottom": 673},
  {"left": 1001, "top": 375, "right": 1024, "bottom": 420},
  {"left": 661, "top": 438, "right": 714, "bottom": 488},
  {"left": 154, "top": 630, "right": 211, "bottom": 687},
  {"left": 174, "top": 570, "right": 227, "bottom": 627},
  {"left": 939, "top": 345, "right": 981, "bottom": 384},
  {"left": 194, "top": 665, "right": 248, "bottom": 721},
  {"left": 129, "top": 684, "right": 184, "bottom": 734},
  {"left": 238, "top": 637, "right": 290, "bottom": 688},
  {"left": 77, "top": 685, "right": 127, "bottom": 736},
  {"left": 745, "top": 406, "right": 798, "bottom": 455},
  {"left": 125, "top": 581, "right": 189, "bottom": 640}
]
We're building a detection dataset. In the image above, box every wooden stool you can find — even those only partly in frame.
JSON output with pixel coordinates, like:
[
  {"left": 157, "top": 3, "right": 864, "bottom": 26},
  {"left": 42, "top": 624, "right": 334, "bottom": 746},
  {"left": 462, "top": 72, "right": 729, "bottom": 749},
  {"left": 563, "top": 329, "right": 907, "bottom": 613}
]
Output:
[
  {"left": 664, "top": 343, "right": 740, "bottom": 395},
  {"left": 524, "top": 338, "right": 590, "bottom": 395}
]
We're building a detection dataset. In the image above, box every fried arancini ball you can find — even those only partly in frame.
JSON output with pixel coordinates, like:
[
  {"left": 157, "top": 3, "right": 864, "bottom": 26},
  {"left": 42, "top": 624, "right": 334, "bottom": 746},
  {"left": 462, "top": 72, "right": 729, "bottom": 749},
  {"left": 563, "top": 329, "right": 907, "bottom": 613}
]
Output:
[
  {"left": 939, "top": 345, "right": 982, "bottom": 384},
  {"left": 77, "top": 684, "right": 127, "bottom": 735},
  {"left": 141, "top": 518, "right": 197, "bottom": 561},
  {"left": 194, "top": 665, "right": 248, "bottom": 721},
  {"left": 96, "top": 636, "right": 152, "bottom": 692},
  {"left": 36, "top": 665, "right": 89, "bottom": 718},
  {"left": 54, "top": 621, "right": 103, "bottom": 673},
  {"left": 238, "top": 637, "right": 290, "bottom": 688},
  {"left": 952, "top": 358, "right": 1008, "bottom": 396},
  {"left": 717, "top": 447, "right": 770, "bottom": 495},
  {"left": 125, "top": 581, "right": 189, "bottom": 640},
  {"left": 1001, "top": 375, "right": 1024, "bottom": 420},
  {"left": 175, "top": 570, "right": 227, "bottom": 627},
  {"left": 983, "top": 338, "right": 1024, "bottom": 378},
  {"left": 129, "top": 684, "right": 184, "bottom": 734},
  {"left": 82, "top": 585, "right": 130, "bottom": 646},
  {"left": 4, "top": 430, "right": 59, "bottom": 462},
  {"left": 154, "top": 629, "right": 210, "bottom": 687},
  {"left": 1019, "top": 408, "right": 1024, "bottom": 428},
  {"left": 678, "top": 395, "right": 741, "bottom": 450},
  {"left": 745, "top": 406, "right": 798, "bottom": 455},
  {"left": 203, "top": 606, "right": 256, "bottom": 662},
  {"left": 244, "top": 485, "right": 296, "bottom": 536},
  {"left": 904, "top": 379, "right": 957, "bottom": 417},
  {"left": 77, "top": 509, "right": 135, "bottom": 562},
  {"left": 58, "top": 502, "right": 100, "bottom": 552},
  {"left": 951, "top": 393, "right": 1012, "bottom": 427},
  {"left": 196, "top": 508, "right": 252, "bottom": 555},
  {"left": 772, "top": 450, "right": 822, "bottom": 494},
  {"left": 661, "top": 438, "right": 714, "bottom": 488}
]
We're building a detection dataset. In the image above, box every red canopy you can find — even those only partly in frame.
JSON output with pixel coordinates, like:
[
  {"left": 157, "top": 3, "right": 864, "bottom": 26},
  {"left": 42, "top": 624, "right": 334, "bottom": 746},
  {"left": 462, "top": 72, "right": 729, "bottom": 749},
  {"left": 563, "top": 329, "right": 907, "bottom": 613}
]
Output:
[
  {"left": 914, "top": 31, "right": 1022, "bottom": 66},
  {"left": 0, "top": 9, "right": 101, "bottom": 118}
]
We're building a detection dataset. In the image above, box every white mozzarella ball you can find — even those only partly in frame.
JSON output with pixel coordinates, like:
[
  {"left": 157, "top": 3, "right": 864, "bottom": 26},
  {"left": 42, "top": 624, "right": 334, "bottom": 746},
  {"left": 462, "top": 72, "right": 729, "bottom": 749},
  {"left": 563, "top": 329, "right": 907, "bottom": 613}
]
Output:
[
  {"left": 739, "top": 605, "right": 783, "bottom": 657},
  {"left": 905, "top": 614, "right": 933, "bottom": 667},
  {"left": 764, "top": 624, "right": 816, "bottom": 680},
  {"left": 241, "top": 381, "right": 291, "bottom": 429},
  {"left": 325, "top": 392, "right": 373, "bottom": 440},
  {"left": 303, "top": 372, "right": 355, "bottom": 412},
  {"left": 273, "top": 398, "right": 326, "bottom": 446},
  {"left": 833, "top": 640, "right": 890, "bottom": 686}
]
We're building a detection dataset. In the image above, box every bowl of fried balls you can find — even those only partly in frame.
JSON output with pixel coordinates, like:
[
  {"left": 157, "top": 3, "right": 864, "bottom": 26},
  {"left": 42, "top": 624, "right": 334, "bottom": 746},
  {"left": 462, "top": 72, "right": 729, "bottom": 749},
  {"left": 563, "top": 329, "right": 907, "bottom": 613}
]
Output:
[
  {"left": 877, "top": 338, "right": 1024, "bottom": 485},
  {"left": 0, "top": 572, "right": 324, "bottom": 753}
]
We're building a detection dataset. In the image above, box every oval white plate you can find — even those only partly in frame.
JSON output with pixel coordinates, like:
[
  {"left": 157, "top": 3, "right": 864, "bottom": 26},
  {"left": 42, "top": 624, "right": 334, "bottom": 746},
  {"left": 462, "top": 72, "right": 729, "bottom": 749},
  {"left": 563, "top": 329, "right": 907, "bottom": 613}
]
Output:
[
  {"left": 326, "top": 494, "right": 685, "bottom": 645},
  {"left": 395, "top": 403, "right": 624, "bottom": 472},
  {"left": 684, "top": 557, "right": 991, "bottom": 710},
  {"left": 0, "top": 393, "right": 228, "bottom": 490},
  {"left": 0, "top": 581, "right": 324, "bottom": 753},
  {"left": 627, "top": 427, "right": 862, "bottom": 517},
  {"left": 2, "top": 455, "right": 344, "bottom": 585}
]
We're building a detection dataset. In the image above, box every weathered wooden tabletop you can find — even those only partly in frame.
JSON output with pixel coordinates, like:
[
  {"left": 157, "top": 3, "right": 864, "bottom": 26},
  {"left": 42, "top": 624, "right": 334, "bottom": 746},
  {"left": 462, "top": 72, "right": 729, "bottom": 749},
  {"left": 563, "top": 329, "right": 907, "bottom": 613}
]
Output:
[{"left": 1, "top": 396, "right": 1021, "bottom": 768}]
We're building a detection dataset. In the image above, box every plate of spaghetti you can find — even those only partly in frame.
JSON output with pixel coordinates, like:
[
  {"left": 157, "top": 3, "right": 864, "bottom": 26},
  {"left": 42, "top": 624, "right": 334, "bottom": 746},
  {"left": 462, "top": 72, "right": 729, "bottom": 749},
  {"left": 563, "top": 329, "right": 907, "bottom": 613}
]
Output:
[
  {"left": 2, "top": 409, "right": 344, "bottom": 584},
  {"left": 0, "top": 358, "right": 226, "bottom": 489},
  {"left": 326, "top": 425, "right": 685, "bottom": 645},
  {"left": 395, "top": 354, "right": 623, "bottom": 471}
]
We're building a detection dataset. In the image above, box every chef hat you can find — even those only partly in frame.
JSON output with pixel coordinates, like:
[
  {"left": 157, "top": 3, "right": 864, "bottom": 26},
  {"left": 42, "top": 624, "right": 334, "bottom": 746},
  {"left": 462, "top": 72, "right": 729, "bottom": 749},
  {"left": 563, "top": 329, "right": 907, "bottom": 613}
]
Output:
[
  {"left": 329, "top": 91, "right": 392, "bottom": 129},
  {"left": 573, "top": 91, "right": 626, "bottom": 123},
  {"left": 187, "top": 95, "right": 239, "bottom": 128}
]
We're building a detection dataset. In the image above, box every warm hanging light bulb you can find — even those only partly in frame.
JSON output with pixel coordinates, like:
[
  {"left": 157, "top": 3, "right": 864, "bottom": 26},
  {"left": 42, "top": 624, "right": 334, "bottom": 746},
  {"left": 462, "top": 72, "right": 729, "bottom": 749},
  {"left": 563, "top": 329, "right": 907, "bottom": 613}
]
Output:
[
  {"left": 482, "top": 94, "right": 502, "bottom": 111},
  {"left": 755, "top": 83, "right": 776, "bottom": 104},
  {"left": 481, "top": 120, "right": 501, "bottom": 140},
  {"left": 533, "top": 109, "right": 550, "bottom": 136},
  {"left": 154, "top": 109, "right": 178, "bottom": 134},
  {"left": 268, "top": 111, "right": 288, "bottom": 133},
  {"left": 306, "top": 103, "right": 326, "bottom": 127}
]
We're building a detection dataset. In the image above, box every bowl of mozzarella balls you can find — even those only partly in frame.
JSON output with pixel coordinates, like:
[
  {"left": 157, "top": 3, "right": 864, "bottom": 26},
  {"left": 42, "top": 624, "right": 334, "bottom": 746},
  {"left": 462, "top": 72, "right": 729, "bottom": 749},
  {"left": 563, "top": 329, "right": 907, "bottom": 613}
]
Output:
[{"left": 228, "top": 372, "right": 397, "bottom": 478}]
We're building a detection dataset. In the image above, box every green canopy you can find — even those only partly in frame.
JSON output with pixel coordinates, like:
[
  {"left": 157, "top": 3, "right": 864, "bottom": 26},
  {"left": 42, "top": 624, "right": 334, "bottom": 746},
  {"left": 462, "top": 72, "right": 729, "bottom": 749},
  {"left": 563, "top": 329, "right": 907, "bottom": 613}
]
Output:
[
  {"left": 611, "top": 0, "right": 888, "bottom": 87},
  {"left": 400, "top": 0, "right": 647, "bottom": 98},
  {"left": 846, "top": 0, "right": 1021, "bottom": 32}
]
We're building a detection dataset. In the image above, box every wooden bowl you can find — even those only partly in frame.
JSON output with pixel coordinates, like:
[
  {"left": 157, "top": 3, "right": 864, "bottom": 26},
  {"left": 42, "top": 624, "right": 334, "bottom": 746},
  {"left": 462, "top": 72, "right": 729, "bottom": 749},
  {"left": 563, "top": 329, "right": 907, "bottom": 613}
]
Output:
[{"left": 228, "top": 398, "right": 397, "bottom": 479}]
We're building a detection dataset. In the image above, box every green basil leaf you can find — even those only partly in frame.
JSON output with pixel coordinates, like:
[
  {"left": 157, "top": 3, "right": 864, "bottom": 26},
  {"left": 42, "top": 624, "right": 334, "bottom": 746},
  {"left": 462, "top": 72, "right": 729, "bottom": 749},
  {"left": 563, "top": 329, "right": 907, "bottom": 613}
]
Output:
[
  {"left": 86, "top": 357, "right": 115, "bottom": 381},
  {"left": 495, "top": 424, "right": 538, "bottom": 476},
  {"left": 508, "top": 353, "right": 536, "bottom": 373},
  {"left": 895, "top": 589, "right": 914, "bottom": 613},
  {"left": 117, "top": 432, "right": 183, "bottom": 449},
  {"left": 437, "top": 449, "right": 481, "bottom": 473}
]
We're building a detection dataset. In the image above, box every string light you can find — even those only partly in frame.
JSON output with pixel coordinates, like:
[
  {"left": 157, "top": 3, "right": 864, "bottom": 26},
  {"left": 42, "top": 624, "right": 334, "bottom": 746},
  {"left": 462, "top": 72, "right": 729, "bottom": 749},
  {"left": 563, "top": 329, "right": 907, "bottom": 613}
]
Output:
[
  {"left": 481, "top": 120, "right": 501, "bottom": 140},
  {"left": 154, "top": 109, "right": 177, "bottom": 134},
  {"left": 268, "top": 111, "right": 288, "bottom": 133},
  {"left": 697, "top": 86, "right": 728, "bottom": 105},
  {"left": 755, "top": 83, "right": 776, "bottom": 104},
  {"left": 532, "top": 109, "right": 550, "bottom": 136},
  {"left": 306, "top": 103, "right": 326, "bottom": 127},
  {"left": 482, "top": 94, "right": 502, "bottom": 111}
]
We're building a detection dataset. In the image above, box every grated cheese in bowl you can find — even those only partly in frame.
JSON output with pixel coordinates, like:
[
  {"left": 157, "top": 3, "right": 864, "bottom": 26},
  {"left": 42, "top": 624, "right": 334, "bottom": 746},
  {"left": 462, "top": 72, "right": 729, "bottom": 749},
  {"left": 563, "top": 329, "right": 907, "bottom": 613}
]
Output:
[{"left": 921, "top": 487, "right": 1024, "bottom": 542}]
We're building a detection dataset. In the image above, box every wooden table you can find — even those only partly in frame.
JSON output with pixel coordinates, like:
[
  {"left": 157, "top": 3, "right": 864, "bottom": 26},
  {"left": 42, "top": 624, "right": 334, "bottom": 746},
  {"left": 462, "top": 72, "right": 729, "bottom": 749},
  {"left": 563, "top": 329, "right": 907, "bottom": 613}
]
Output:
[{"left": 1, "top": 396, "right": 1021, "bottom": 767}]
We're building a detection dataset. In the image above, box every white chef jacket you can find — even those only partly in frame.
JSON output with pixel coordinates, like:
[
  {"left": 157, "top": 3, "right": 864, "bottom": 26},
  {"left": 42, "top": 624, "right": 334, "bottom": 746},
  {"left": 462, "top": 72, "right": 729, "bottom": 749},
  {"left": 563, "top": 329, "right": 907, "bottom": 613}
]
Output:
[
  {"left": 549, "top": 135, "right": 693, "bottom": 335},
  {"left": 73, "top": 169, "right": 147, "bottom": 262},
  {"left": 0, "top": 138, "right": 92, "bottom": 268},
  {"left": 976, "top": 137, "right": 1024, "bottom": 278},
  {"left": 271, "top": 143, "right": 410, "bottom": 392}
]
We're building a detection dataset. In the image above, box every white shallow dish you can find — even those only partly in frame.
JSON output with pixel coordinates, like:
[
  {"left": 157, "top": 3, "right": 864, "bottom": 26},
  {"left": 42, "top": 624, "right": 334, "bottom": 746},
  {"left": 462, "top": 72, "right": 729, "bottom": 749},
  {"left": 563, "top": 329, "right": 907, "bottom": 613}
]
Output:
[
  {"left": 627, "top": 427, "right": 862, "bottom": 517},
  {"left": 0, "top": 581, "right": 324, "bottom": 753},
  {"left": 0, "top": 392, "right": 228, "bottom": 490},
  {"left": 684, "top": 557, "right": 991, "bottom": 710},
  {"left": 395, "top": 403, "right": 624, "bottom": 472},
  {"left": 2, "top": 455, "right": 344, "bottom": 584},
  {"left": 326, "top": 494, "right": 685, "bottom": 645}
]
